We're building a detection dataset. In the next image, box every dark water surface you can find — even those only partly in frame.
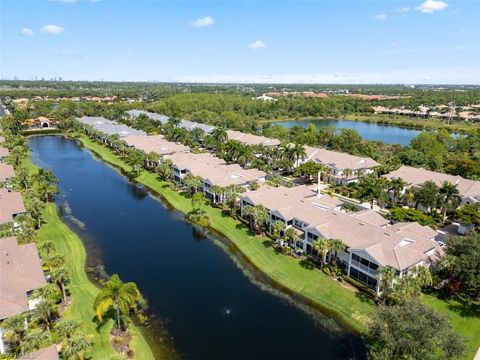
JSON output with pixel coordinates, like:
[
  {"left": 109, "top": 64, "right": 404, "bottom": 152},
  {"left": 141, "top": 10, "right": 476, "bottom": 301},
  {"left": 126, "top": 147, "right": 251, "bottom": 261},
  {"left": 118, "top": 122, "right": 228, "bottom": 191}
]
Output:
[
  {"left": 30, "top": 135, "right": 365, "bottom": 359},
  {"left": 271, "top": 119, "right": 421, "bottom": 145}
]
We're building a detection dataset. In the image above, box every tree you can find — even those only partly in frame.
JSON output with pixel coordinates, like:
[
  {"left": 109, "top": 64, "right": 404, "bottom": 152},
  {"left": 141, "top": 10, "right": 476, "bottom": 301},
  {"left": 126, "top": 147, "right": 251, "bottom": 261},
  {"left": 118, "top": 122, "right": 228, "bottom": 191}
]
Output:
[
  {"left": 455, "top": 204, "right": 480, "bottom": 231},
  {"left": 40, "top": 240, "right": 56, "bottom": 259},
  {"left": 51, "top": 266, "right": 70, "bottom": 302},
  {"left": 284, "top": 227, "right": 297, "bottom": 248},
  {"left": 329, "top": 238, "right": 345, "bottom": 264},
  {"left": 288, "top": 143, "right": 307, "bottom": 167},
  {"left": 438, "top": 181, "right": 461, "bottom": 221},
  {"left": 167, "top": 116, "right": 182, "bottom": 129},
  {"left": 191, "top": 191, "right": 205, "bottom": 210},
  {"left": 2, "top": 313, "right": 28, "bottom": 351},
  {"left": 156, "top": 159, "right": 174, "bottom": 182},
  {"left": 242, "top": 204, "right": 268, "bottom": 233},
  {"left": 182, "top": 173, "right": 202, "bottom": 196},
  {"left": 388, "top": 177, "right": 406, "bottom": 205},
  {"left": 211, "top": 126, "right": 228, "bottom": 146},
  {"left": 440, "top": 232, "right": 480, "bottom": 298},
  {"left": 271, "top": 220, "right": 286, "bottom": 243},
  {"left": 413, "top": 181, "right": 439, "bottom": 212},
  {"left": 368, "top": 301, "right": 466, "bottom": 360},
  {"left": 94, "top": 274, "right": 141, "bottom": 330},
  {"left": 32, "top": 299, "right": 57, "bottom": 332},
  {"left": 55, "top": 319, "right": 81, "bottom": 340},
  {"left": 356, "top": 174, "right": 388, "bottom": 209},
  {"left": 312, "top": 238, "right": 329, "bottom": 270},
  {"left": 62, "top": 334, "right": 93, "bottom": 360},
  {"left": 20, "top": 329, "right": 50, "bottom": 356},
  {"left": 377, "top": 265, "right": 396, "bottom": 304}
]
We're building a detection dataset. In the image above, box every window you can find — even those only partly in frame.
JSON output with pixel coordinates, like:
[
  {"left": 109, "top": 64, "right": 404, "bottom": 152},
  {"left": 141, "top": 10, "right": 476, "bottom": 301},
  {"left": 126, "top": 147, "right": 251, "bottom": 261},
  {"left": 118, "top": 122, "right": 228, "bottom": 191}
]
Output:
[{"left": 352, "top": 254, "right": 360, "bottom": 262}]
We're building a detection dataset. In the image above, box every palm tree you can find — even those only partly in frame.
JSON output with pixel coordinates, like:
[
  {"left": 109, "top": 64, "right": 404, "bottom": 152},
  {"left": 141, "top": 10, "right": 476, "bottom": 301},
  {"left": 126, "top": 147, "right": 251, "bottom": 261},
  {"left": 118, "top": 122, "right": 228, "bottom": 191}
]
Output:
[
  {"left": 40, "top": 240, "right": 56, "bottom": 259},
  {"left": 2, "top": 313, "right": 28, "bottom": 350},
  {"left": 343, "top": 168, "right": 353, "bottom": 184},
  {"left": 209, "top": 185, "right": 224, "bottom": 204},
  {"left": 182, "top": 174, "right": 202, "bottom": 196},
  {"left": 329, "top": 239, "right": 345, "bottom": 264},
  {"left": 413, "top": 180, "right": 439, "bottom": 212},
  {"left": 32, "top": 299, "right": 56, "bottom": 332},
  {"left": 289, "top": 143, "right": 307, "bottom": 167},
  {"left": 284, "top": 227, "right": 297, "bottom": 249},
  {"left": 242, "top": 204, "right": 268, "bottom": 233},
  {"left": 211, "top": 126, "right": 228, "bottom": 146},
  {"left": 377, "top": 265, "right": 396, "bottom": 304},
  {"left": 389, "top": 177, "right": 407, "bottom": 205},
  {"left": 33, "top": 283, "right": 61, "bottom": 304},
  {"left": 356, "top": 174, "right": 388, "bottom": 209},
  {"left": 62, "top": 334, "right": 93, "bottom": 360},
  {"left": 51, "top": 266, "right": 70, "bottom": 303},
  {"left": 312, "top": 238, "right": 329, "bottom": 270},
  {"left": 55, "top": 319, "right": 80, "bottom": 340},
  {"left": 438, "top": 181, "right": 461, "bottom": 221},
  {"left": 191, "top": 192, "right": 205, "bottom": 210},
  {"left": 20, "top": 329, "right": 49, "bottom": 355},
  {"left": 94, "top": 274, "right": 141, "bottom": 330},
  {"left": 167, "top": 116, "right": 182, "bottom": 129},
  {"left": 271, "top": 220, "right": 286, "bottom": 243}
]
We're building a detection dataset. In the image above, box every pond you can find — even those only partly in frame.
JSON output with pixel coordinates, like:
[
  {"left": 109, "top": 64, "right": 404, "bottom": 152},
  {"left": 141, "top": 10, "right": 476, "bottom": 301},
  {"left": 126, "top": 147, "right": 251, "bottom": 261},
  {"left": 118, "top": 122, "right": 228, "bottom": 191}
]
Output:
[
  {"left": 29, "top": 135, "right": 365, "bottom": 359},
  {"left": 271, "top": 119, "right": 421, "bottom": 145}
]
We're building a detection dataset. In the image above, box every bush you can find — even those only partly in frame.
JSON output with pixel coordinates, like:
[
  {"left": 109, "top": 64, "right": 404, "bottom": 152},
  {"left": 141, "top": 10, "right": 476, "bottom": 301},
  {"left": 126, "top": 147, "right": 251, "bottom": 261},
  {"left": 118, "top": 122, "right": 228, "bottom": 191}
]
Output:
[{"left": 389, "top": 207, "right": 437, "bottom": 228}]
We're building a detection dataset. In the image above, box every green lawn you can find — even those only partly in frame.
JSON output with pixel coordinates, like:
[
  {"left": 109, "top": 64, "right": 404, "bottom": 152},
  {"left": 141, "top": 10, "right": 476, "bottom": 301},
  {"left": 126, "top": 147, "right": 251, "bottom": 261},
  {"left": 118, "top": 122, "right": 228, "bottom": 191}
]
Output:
[
  {"left": 24, "top": 152, "right": 155, "bottom": 360},
  {"left": 78, "top": 134, "right": 480, "bottom": 359}
]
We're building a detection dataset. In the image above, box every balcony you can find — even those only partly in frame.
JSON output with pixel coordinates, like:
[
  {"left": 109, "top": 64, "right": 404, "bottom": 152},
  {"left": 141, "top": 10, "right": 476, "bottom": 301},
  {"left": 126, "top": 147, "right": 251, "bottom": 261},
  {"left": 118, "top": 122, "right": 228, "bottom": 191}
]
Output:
[{"left": 350, "top": 259, "right": 378, "bottom": 277}]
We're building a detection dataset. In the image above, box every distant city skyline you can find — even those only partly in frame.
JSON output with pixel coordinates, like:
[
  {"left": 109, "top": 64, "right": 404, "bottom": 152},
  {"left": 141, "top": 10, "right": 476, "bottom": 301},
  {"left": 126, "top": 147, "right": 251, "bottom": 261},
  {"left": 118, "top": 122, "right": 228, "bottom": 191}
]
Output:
[{"left": 1, "top": 0, "right": 479, "bottom": 84}]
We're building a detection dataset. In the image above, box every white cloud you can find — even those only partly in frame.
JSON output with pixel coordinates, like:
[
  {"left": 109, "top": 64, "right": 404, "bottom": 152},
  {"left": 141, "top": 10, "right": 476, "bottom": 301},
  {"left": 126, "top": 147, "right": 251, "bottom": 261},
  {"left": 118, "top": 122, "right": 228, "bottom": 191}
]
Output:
[
  {"left": 248, "top": 40, "right": 267, "bottom": 49},
  {"left": 191, "top": 16, "right": 214, "bottom": 28},
  {"left": 417, "top": 0, "right": 448, "bottom": 13},
  {"left": 375, "top": 14, "right": 387, "bottom": 20},
  {"left": 396, "top": 6, "right": 410, "bottom": 12},
  {"left": 20, "top": 28, "right": 34, "bottom": 36},
  {"left": 41, "top": 25, "right": 64, "bottom": 34}
]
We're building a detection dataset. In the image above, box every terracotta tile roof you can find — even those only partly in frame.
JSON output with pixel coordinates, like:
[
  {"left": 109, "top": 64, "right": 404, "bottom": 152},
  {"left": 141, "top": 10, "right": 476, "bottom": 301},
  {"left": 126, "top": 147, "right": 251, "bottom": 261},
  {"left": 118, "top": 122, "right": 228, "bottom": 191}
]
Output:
[
  {"left": 385, "top": 165, "right": 480, "bottom": 202},
  {"left": 17, "top": 345, "right": 59, "bottom": 360},
  {"left": 0, "top": 163, "right": 15, "bottom": 182},
  {"left": 0, "top": 237, "right": 46, "bottom": 320},
  {"left": 0, "top": 189, "right": 26, "bottom": 224},
  {"left": 352, "top": 209, "right": 390, "bottom": 227}
]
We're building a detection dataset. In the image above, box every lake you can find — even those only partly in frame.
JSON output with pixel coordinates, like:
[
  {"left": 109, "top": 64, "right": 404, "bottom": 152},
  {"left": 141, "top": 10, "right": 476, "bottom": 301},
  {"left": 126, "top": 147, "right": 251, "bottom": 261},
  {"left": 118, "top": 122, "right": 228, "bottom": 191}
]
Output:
[
  {"left": 271, "top": 119, "right": 421, "bottom": 145},
  {"left": 29, "top": 135, "right": 365, "bottom": 359}
]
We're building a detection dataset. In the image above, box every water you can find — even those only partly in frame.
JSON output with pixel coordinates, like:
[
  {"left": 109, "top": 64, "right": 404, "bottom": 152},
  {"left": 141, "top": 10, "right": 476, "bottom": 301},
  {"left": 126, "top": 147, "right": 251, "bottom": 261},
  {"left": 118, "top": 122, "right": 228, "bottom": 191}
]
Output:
[
  {"left": 30, "top": 135, "right": 365, "bottom": 359},
  {"left": 271, "top": 119, "right": 421, "bottom": 145}
]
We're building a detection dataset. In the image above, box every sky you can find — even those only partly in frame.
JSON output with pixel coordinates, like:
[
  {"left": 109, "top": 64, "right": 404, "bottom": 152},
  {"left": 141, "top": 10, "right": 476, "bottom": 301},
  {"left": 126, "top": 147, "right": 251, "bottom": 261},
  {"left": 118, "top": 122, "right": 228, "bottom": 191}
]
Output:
[{"left": 0, "top": 0, "right": 479, "bottom": 84}]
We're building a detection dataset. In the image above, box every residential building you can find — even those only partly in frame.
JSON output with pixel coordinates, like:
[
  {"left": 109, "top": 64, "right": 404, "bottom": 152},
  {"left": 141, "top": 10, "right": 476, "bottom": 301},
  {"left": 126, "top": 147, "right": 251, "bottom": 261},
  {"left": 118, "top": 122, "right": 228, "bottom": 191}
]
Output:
[
  {"left": 0, "top": 189, "right": 26, "bottom": 225},
  {"left": 124, "top": 135, "right": 189, "bottom": 158},
  {"left": 240, "top": 185, "right": 441, "bottom": 291},
  {"left": 0, "top": 237, "right": 47, "bottom": 354},
  {"left": 384, "top": 165, "right": 480, "bottom": 204},
  {"left": 226, "top": 130, "right": 281, "bottom": 147},
  {"left": 76, "top": 116, "right": 146, "bottom": 138},
  {"left": 22, "top": 116, "right": 58, "bottom": 129},
  {"left": 302, "top": 146, "right": 379, "bottom": 184}
]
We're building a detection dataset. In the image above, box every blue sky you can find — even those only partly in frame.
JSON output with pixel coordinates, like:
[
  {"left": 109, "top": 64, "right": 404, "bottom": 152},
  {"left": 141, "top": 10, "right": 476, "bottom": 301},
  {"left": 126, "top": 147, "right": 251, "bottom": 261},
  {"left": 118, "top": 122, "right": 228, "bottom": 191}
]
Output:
[{"left": 1, "top": 0, "right": 479, "bottom": 84}]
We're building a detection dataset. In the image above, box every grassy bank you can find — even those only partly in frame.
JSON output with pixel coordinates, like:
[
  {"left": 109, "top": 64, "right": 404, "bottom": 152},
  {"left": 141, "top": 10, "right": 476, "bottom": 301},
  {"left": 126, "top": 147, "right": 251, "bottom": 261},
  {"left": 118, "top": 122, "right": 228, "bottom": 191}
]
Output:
[
  {"left": 25, "top": 157, "right": 155, "bottom": 360},
  {"left": 76, "top": 134, "right": 480, "bottom": 359}
]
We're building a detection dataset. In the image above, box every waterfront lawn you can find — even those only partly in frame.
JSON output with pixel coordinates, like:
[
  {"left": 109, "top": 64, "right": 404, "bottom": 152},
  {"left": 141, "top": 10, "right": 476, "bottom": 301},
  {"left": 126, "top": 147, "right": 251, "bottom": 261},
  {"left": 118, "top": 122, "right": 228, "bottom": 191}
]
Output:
[
  {"left": 36, "top": 204, "right": 155, "bottom": 360},
  {"left": 78, "top": 135, "right": 374, "bottom": 333},
  {"left": 23, "top": 152, "right": 155, "bottom": 360},
  {"left": 78, "top": 134, "right": 480, "bottom": 357}
]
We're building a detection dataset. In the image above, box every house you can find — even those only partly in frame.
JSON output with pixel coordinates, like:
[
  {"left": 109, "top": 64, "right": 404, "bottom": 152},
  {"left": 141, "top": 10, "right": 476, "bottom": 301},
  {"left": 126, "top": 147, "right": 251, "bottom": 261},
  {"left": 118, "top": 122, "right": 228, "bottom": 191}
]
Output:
[
  {"left": 123, "top": 135, "right": 189, "bottom": 160},
  {"left": 0, "top": 147, "right": 9, "bottom": 163},
  {"left": 384, "top": 165, "right": 480, "bottom": 204},
  {"left": 226, "top": 130, "right": 281, "bottom": 147},
  {"left": 240, "top": 185, "right": 442, "bottom": 291},
  {"left": 0, "top": 164, "right": 15, "bottom": 184},
  {"left": 0, "top": 189, "right": 26, "bottom": 225},
  {"left": 165, "top": 152, "right": 226, "bottom": 183},
  {"left": 0, "top": 237, "right": 47, "bottom": 354},
  {"left": 301, "top": 146, "right": 379, "bottom": 184},
  {"left": 16, "top": 345, "right": 59, "bottom": 360}
]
